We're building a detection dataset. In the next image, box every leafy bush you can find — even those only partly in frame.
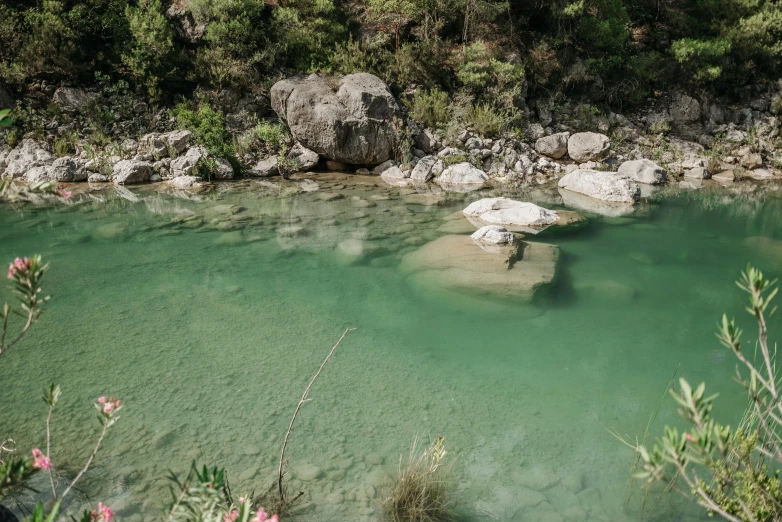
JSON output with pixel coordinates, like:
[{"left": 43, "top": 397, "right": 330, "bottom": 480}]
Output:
[
  {"left": 464, "top": 103, "right": 507, "bottom": 138},
  {"left": 636, "top": 265, "right": 782, "bottom": 521},
  {"left": 407, "top": 89, "right": 449, "bottom": 130},
  {"left": 254, "top": 120, "right": 291, "bottom": 155},
  {"left": 172, "top": 103, "right": 234, "bottom": 158}
]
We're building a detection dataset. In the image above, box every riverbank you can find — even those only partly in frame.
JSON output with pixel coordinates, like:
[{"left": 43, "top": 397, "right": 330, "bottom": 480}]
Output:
[{"left": 1, "top": 74, "right": 780, "bottom": 203}]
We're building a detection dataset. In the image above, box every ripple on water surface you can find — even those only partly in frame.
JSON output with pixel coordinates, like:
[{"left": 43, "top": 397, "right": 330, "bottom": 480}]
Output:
[{"left": 1, "top": 177, "right": 781, "bottom": 521}]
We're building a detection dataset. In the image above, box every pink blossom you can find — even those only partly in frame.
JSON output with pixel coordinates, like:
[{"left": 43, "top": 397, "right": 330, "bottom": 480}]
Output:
[
  {"left": 97, "top": 396, "right": 121, "bottom": 416},
  {"left": 95, "top": 503, "right": 114, "bottom": 522},
  {"left": 238, "top": 497, "right": 246, "bottom": 503},
  {"left": 31, "top": 448, "right": 52, "bottom": 470},
  {"left": 8, "top": 257, "right": 33, "bottom": 279},
  {"left": 224, "top": 510, "right": 239, "bottom": 522},
  {"left": 254, "top": 508, "right": 279, "bottom": 522}
]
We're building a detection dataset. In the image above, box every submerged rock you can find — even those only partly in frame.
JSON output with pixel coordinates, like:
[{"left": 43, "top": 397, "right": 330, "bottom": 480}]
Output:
[
  {"left": 400, "top": 235, "right": 559, "bottom": 300},
  {"left": 557, "top": 188, "right": 636, "bottom": 217},
  {"left": 558, "top": 169, "right": 640, "bottom": 203}
]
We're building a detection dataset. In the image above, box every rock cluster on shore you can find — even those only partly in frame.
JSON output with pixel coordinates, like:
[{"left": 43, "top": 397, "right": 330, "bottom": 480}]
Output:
[{"left": 2, "top": 73, "right": 781, "bottom": 208}]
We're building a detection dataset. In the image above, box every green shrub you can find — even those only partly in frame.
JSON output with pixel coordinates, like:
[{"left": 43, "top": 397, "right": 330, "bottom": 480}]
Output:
[
  {"left": 464, "top": 103, "right": 506, "bottom": 138},
  {"left": 254, "top": 120, "right": 291, "bottom": 155},
  {"left": 123, "top": 0, "right": 174, "bottom": 100},
  {"left": 53, "top": 132, "right": 78, "bottom": 157},
  {"left": 172, "top": 103, "right": 234, "bottom": 158},
  {"left": 407, "top": 89, "right": 449, "bottom": 130}
]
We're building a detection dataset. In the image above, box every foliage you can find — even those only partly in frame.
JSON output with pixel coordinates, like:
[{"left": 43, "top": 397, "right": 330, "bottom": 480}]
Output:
[
  {"left": 407, "top": 89, "right": 450, "bottom": 130},
  {"left": 172, "top": 103, "right": 234, "bottom": 159},
  {"left": 253, "top": 120, "right": 292, "bottom": 155},
  {"left": 0, "top": 256, "right": 49, "bottom": 360},
  {"left": 637, "top": 265, "right": 782, "bottom": 522},
  {"left": 0, "top": 109, "right": 13, "bottom": 129},
  {"left": 123, "top": 0, "right": 174, "bottom": 100},
  {"left": 464, "top": 103, "right": 507, "bottom": 138},
  {"left": 382, "top": 435, "right": 454, "bottom": 522},
  {"left": 388, "top": 116, "right": 414, "bottom": 165}
]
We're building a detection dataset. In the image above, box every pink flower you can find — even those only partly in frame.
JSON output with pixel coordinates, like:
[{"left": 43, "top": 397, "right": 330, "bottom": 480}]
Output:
[
  {"left": 31, "top": 448, "right": 52, "bottom": 470},
  {"left": 224, "top": 510, "right": 239, "bottom": 522},
  {"left": 254, "top": 508, "right": 279, "bottom": 522},
  {"left": 238, "top": 497, "right": 246, "bottom": 503},
  {"left": 97, "top": 396, "right": 121, "bottom": 416},
  {"left": 8, "top": 257, "right": 31, "bottom": 279},
  {"left": 95, "top": 503, "right": 114, "bottom": 522}
]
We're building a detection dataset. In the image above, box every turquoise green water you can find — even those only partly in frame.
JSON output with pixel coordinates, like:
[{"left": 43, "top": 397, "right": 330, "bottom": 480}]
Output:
[{"left": 1, "top": 176, "right": 782, "bottom": 522}]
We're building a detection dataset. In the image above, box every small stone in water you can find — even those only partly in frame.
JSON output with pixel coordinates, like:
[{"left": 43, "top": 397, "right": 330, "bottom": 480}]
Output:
[
  {"left": 296, "top": 463, "right": 323, "bottom": 481},
  {"left": 364, "top": 452, "right": 383, "bottom": 466}
]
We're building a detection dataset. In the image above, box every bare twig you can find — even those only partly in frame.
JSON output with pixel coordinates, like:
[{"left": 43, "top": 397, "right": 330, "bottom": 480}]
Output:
[
  {"left": 61, "top": 422, "right": 109, "bottom": 500},
  {"left": 46, "top": 403, "right": 56, "bottom": 498},
  {"left": 277, "top": 327, "right": 355, "bottom": 503}
]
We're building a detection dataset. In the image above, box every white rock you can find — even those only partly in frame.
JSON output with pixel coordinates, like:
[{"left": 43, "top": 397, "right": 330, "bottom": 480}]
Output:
[
  {"left": 558, "top": 169, "right": 640, "bottom": 202},
  {"left": 165, "top": 130, "right": 192, "bottom": 154},
  {"left": 567, "top": 132, "right": 610, "bottom": 162},
  {"left": 437, "top": 162, "right": 488, "bottom": 185},
  {"left": 170, "top": 147, "right": 206, "bottom": 177},
  {"left": 169, "top": 175, "right": 202, "bottom": 188},
  {"left": 250, "top": 156, "right": 279, "bottom": 177},
  {"left": 471, "top": 225, "right": 514, "bottom": 245},
  {"left": 3, "top": 139, "right": 55, "bottom": 178},
  {"left": 684, "top": 166, "right": 710, "bottom": 179},
  {"left": 617, "top": 159, "right": 667, "bottom": 184},
  {"left": 463, "top": 197, "right": 558, "bottom": 226},
  {"left": 112, "top": 160, "right": 153, "bottom": 184},
  {"left": 410, "top": 155, "right": 437, "bottom": 182}
]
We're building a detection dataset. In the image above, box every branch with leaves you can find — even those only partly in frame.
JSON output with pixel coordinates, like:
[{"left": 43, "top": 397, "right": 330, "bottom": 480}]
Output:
[{"left": 635, "top": 265, "right": 782, "bottom": 522}]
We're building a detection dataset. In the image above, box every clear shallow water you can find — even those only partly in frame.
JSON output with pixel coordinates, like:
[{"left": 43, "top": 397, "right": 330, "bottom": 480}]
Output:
[{"left": 1, "top": 176, "right": 782, "bottom": 522}]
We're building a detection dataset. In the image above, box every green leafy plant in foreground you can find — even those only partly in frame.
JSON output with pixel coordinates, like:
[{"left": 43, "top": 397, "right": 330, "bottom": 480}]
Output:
[
  {"left": 0, "top": 109, "right": 14, "bottom": 129},
  {"left": 635, "top": 265, "right": 782, "bottom": 522}
]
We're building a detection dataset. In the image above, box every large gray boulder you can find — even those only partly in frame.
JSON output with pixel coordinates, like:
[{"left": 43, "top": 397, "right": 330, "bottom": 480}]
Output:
[
  {"left": 53, "top": 87, "right": 93, "bottom": 112},
  {"left": 2, "top": 140, "right": 55, "bottom": 178},
  {"left": 535, "top": 132, "right": 569, "bottom": 159},
  {"left": 436, "top": 163, "right": 488, "bottom": 185},
  {"left": 567, "top": 132, "right": 610, "bottom": 162},
  {"left": 617, "top": 159, "right": 667, "bottom": 185},
  {"left": 112, "top": 160, "right": 153, "bottom": 184},
  {"left": 558, "top": 169, "right": 640, "bottom": 202},
  {"left": 271, "top": 73, "right": 402, "bottom": 165}
]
